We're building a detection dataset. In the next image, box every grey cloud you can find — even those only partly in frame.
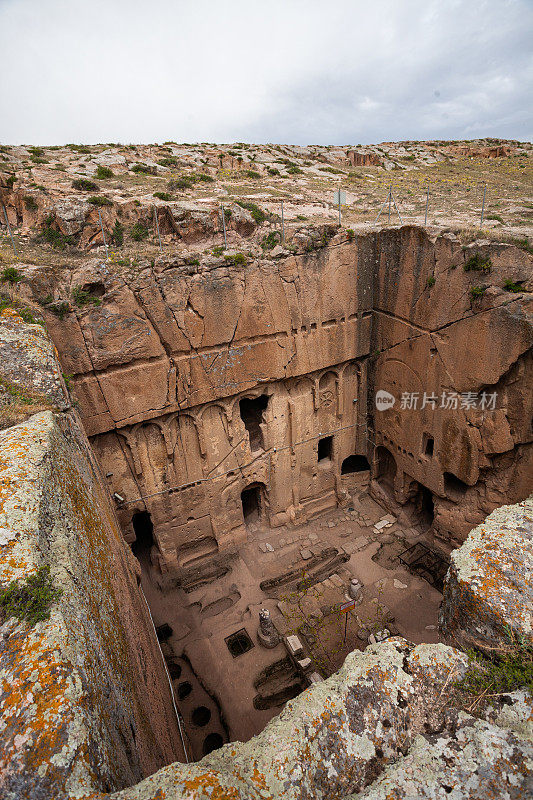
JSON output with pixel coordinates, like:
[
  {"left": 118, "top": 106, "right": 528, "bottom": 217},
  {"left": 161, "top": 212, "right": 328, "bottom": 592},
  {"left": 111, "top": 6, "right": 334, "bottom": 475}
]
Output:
[{"left": 0, "top": 0, "right": 531, "bottom": 144}]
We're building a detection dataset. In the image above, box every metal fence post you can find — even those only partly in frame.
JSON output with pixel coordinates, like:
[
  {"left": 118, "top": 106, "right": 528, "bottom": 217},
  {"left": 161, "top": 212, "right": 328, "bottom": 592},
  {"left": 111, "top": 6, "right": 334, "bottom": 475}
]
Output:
[
  {"left": 388, "top": 184, "right": 392, "bottom": 223},
  {"left": 153, "top": 205, "right": 163, "bottom": 253},
  {"left": 2, "top": 203, "right": 17, "bottom": 258},
  {"left": 98, "top": 211, "right": 109, "bottom": 259}
]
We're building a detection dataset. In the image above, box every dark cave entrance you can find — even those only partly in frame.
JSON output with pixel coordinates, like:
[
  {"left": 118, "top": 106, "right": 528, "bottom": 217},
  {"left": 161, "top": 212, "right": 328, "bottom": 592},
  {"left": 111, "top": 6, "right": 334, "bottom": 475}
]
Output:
[
  {"left": 131, "top": 511, "right": 154, "bottom": 558},
  {"left": 241, "top": 483, "right": 264, "bottom": 526},
  {"left": 341, "top": 454, "right": 370, "bottom": 473},
  {"left": 239, "top": 395, "right": 269, "bottom": 451}
]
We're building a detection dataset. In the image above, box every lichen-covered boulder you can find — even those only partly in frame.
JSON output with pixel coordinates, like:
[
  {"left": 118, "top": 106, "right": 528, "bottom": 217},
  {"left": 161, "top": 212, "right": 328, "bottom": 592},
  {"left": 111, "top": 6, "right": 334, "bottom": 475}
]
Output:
[
  {"left": 348, "top": 691, "right": 533, "bottom": 799},
  {"left": 440, "top": 497, "right": 533, "bottom": 652}
]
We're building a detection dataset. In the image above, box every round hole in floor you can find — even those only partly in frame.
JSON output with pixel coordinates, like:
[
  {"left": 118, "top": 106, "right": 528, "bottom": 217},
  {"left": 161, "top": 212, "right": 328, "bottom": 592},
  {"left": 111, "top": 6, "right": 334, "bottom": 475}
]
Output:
[
  {"left": 177, "top": 681, "right": 192, "bottom": 700},
  {"left": 168, "top": 663, "right": 182, "bottom": 680},
  {"left": 191, "top": 706, "right": 211, "bottom": 727},
  {"left": 202, "top": 732, "right": 224, "bottom": 755}
]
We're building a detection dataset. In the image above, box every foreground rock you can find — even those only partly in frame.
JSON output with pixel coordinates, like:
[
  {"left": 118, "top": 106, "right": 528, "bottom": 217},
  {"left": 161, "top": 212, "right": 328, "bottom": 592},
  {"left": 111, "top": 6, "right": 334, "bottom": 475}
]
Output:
[{"left": 440, "top": 497, "right": 533, "bottom": 653}]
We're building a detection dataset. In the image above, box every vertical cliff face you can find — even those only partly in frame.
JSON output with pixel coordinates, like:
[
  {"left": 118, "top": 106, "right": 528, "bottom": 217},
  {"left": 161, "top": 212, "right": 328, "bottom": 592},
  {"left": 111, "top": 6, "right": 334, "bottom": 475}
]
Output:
[
  {"left": 0, "top": 310, "right": 183, "bottom": 800},
  {"left": 371, "top": 227, "right": 532, "bottom": 545}
]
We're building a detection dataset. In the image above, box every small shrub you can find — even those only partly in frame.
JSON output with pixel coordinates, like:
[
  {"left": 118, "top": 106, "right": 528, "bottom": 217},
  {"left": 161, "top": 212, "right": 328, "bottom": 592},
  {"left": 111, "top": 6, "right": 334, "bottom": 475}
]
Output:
[
  {"left": 212, "top": 245, "right": 224, "bottom": 256},
  {"left": 72, "top": 178, "right": 98, "bottom": 191},
  {"left": 131, "top": 222, "right": 149, "bottom": 241},
  {"left": 111, "top": 220, "right": 124, "bottom": 247},
  {"left": 72, "top": 286, "right": 101, "bottom": 307},
  {"left": 246, "top": 169, "right": 261, "bottom": 179},
  {"left": 29, "top": 147, "right": 45, "bottom": 157},
  {"left": 48, "top": 301, "right": 70, "bottom": 319},
  {"left": 319, "top": 166, "right": 344, "bottom": 174},
  {"left": 346, "top": 228, "right": 355, "bottom": 242},
  {"left": 267, "top": 167, "right": 280, "bottom": 176},
  {"left": 261, "top": 231, "right": 281, "bottom": 250},
  {"left": 224, "top": 253, "right": 247, "bottom": 265},
  {"left": 503, "top": 279, "right": 524, "bottom": 293},
  {"left": 470, "top": 285, "right": 487, "bottom": 301},
  {"left": 235, "top": 200, "right": 266, "bottom": 225},
  {"left": 30, "top": 156, "right": 48, "bottom": 164},
  {"left": 68, "top": 144, "right": 91, "bottom": 154},
  {"left": 23, "top": 195, "right": 38, "bottom": 211},
  {"left": 296, "top": 214, "right": 308, "bottom": 221},
  {"left": 95, "top": 165, "right": 114, "bottom": 179},
  {"left": 464, "top": 253, "right": 492, "bottom": 273},
  {"left": 158, "top": 157, "right": 179, "bottom": 168},
  {"left": 486, "top": 213, "right": 504, "bottom": 223},
  {"left": 426, "top": 276, "right": 436, "bottom": 287},
  {"left": 6, "top": 175, "right": 16, "bottom": 188},
  {"left": 191, "top": 172, "right": 214, "bottom": 183},
  {"left": 456, "top": 638, "right": 533, "bottom": 700},
  {"left": 88, "top": 196, "right": 112, "bottom": 207},
  {"left": 0, "top": 566, "right": 62, "bottom": 626},
  {"left": 287, "top": 165, "right": 304, "bottom": 175},
  {"left": 169, "top": 176, "right": 193, "bottom": 190},
  {"left": 131, "top": 163, "right": 152, "bottom": 174},
  {"left": 153, "top": 191, "right": 172, "bottom": 201},
  {"left": 1, "top": 267, "right": 22, "bottom": 284}
]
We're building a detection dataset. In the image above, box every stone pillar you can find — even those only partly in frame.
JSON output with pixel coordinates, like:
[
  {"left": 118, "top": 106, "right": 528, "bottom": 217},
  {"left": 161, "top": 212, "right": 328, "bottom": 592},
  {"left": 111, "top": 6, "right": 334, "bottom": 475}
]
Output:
[{"left": 257, "top": 608, "right": 280, "bottom": 649}]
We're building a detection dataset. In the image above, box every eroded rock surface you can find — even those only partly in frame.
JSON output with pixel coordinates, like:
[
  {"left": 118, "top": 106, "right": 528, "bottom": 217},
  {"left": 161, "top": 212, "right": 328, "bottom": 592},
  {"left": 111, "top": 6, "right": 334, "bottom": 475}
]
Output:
[
  {"left": 440, "top": 497, "right": 533, "bottom": 652},
  {"left": 0, "top": 312, "right": 183, "bottom": 799}
]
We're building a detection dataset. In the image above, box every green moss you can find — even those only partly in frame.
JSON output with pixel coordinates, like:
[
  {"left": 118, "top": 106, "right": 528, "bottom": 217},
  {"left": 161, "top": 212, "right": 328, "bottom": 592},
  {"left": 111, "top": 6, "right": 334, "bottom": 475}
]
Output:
[
  {"left": 426, "top": 275, "right": 436, "bottom": 287},
  {"left": 224, "top": 253, "right": 247, "bottom": 265},
  {"left": 0, "top": 566, "right": 62, "bottom": 626}
]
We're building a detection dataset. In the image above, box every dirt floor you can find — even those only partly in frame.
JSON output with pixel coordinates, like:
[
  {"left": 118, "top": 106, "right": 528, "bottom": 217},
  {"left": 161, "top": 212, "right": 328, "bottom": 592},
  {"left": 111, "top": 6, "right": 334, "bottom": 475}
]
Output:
[{"left": 138, "top": 476, "right": 446, "bottom": 760}]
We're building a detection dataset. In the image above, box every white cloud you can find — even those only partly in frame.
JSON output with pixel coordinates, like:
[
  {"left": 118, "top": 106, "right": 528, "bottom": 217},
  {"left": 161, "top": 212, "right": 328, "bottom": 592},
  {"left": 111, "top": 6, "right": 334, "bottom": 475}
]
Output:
[{"left": 0, "top": 0, "right": 531, "bottom": 144}]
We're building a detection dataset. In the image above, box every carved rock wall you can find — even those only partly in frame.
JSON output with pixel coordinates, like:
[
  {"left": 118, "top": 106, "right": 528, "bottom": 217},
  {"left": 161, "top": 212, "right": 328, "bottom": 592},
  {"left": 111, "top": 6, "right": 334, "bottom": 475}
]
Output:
[{"left": 18, "top": 226, "right": 533, "bottom": 567}]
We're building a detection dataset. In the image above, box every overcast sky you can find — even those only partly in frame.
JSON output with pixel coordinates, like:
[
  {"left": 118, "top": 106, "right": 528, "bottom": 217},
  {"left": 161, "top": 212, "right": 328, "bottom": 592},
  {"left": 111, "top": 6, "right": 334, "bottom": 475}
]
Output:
[{"left": 0, "top": 0, "right": 531, "bottom": 146}]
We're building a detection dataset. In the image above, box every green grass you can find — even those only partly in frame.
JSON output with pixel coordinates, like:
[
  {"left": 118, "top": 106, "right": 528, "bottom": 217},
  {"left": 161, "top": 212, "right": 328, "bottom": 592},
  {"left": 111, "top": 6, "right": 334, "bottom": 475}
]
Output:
[
  {"left": 72, "top": 178, "right": 98, "bottom": 192},
  {"left": 0, "top": 566, "right": 62, "bottom": 626}
]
